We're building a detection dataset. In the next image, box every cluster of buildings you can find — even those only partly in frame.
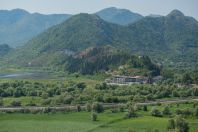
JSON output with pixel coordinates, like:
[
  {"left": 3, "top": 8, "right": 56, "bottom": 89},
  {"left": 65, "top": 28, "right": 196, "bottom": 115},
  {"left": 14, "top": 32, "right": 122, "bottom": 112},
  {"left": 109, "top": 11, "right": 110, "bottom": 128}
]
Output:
[{"left": 105, "top": 75, "right": 163, "bottom": 85}]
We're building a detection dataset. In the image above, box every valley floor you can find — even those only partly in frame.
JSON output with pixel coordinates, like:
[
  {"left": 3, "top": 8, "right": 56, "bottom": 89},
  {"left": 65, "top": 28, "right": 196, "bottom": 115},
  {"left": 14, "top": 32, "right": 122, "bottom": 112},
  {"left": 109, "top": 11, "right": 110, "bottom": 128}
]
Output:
[{"left": 0, "top": 112, "right": 198, "bottom": 132}]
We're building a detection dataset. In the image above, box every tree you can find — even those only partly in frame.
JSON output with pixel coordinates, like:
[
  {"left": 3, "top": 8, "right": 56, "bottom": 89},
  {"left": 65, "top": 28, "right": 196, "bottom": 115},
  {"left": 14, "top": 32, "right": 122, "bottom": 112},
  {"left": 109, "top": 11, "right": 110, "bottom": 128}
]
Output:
[
  {"left": 92, "top": 102, "right": 104, "bottom": 113},
  {"left": 74, "top": 73, "right": 80, "bottom": 78},
  {"left": 195, "top": 108, "right": 198, "bottom": 118},
  {"left": 143, "top": 105, "right": 147, "bottom": 111},
  {"left": 41, "top": 92, "right": 49, "bottom": 99},
  {"left": 175, "top": 115, "right": 189, "bottom": 132},
  {"left": 192, "top": 88, "right": 198, "bottom": 96},
  {"left": 126, "top": 105, "right": 136, "bottom": 118},
  {"left": 91, "top": 112, "right": 97, "bottom": 121},
  {"left": 76, "top": 82, "right": 86, "bottom": 91},
  {"left": 181, "top": 73, "right": 193, "bottom": 85},
  {"left": 42, "top": 107, "right": 51, "bottom": 114},
  {"left": 167, "top": 116, "right": 189, "bottom": 132},
  {"left": 76, "top": 105, "right": 81, "bottom": 112},
  {"left": 167, "top": 119, "right": 175, "bottom": 130},
  {"left": 86, "top": 103, "right": 92, "bottom": 112},
  {"left": 163, "top": 106, "right": 171, "bottom": 115},
  {"left": 10, "top": 100, "right": 21, "bottom": 106},
  {"left": 0, "top": 98, "right": 3, "bottom": 106}
]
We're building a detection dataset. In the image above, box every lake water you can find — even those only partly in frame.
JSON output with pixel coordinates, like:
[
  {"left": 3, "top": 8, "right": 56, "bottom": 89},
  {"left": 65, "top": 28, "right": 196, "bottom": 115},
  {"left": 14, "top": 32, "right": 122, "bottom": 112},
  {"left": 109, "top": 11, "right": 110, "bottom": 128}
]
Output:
[{"left": 0, "top": 72, "right": 55, "bottom": 79}]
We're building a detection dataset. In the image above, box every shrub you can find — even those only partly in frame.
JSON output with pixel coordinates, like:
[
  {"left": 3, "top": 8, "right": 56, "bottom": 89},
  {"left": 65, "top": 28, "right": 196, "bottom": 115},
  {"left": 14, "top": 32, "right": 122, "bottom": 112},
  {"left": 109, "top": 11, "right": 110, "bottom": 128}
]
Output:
[
  {"left": 22, "top": 109, "right": 31, "bottom": 114},
  {"left": 76, "top": 105, "right": 81, "bottom": 112},
  {"left": 10, "top": 100, "right": 21, "bottom": 106},
  {"left": 111, "top": 108, "right": 119, "bottom": 113},
  {"left": 0, "top": 98, "right": 3, "bottom": 106},
  {"left": 63, "top": 96, "right": 73, "bottom": 104},
  {"left": 91, "top": 112, "right": 97, "bottom": 121},
  {"left": 41, "top": 99, "right": 52, "bottom": 105},
  {"left": 119, "top": 107, "right": 124, "bottom": 112},
  {"left": 86, "top": 103, "right": 92, "bottom": 112},
  {"left": 143, "top": 105, "right": 147, "bottom": 111},
  {"left": 176, "top": 109, "right": 183, "bottom": 115},
  {"left": 25, "top": 101, "right": 36, "bottom": 106},
  {"left": 125, "top": 106, "right": 136, "bottom": 118},
  {"left": 42, "top": 107, "right": 51, "bottom": 114},
  {"left": 30, "top": 109, "right": 41, "bottom": 114},
  {"left": 195, "top": 108, "right": 198, "bottom": 118},
  {"left": 163, "top": 106, "right": 171, "bottom": 115},
  {"left": 167, "top": 116, "right": 189, "bottom": 132},
  {"left": 175, "top": 115, "right": 189, "bottom": 132},
  {"left": 151, "top": 107, "right": 162, "bottom": 117},
  {"left": 167, "top": 119, "right": 175, "bottom": 130},
  {"left": 92, "top": 102, "right": 104, "bottom": 113},
  {"left": 41, "top": 92, "right": 49, "bottom": 99},
  {"left": 176, "top": 108, "right": 193, "bottom": 117}
]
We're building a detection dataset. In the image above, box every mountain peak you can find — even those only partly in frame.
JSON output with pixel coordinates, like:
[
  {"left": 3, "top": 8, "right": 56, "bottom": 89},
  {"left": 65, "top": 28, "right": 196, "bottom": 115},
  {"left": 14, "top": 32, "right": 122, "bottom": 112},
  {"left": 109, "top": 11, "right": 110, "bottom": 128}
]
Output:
[
  {"left": 10, "top": 8, "right": 29, "bottom": 15},
  {"left": 96, "top": 7, "right": 143, "bottom": 25},
  {"left": 99, "top": 7, "right": 131, "bottom": 13},
  {"left": 167, "top": 9, "right": 184, "bottom": 17},
  {"left": 67, "top": 13, "right": 101, "bottom": 23}
]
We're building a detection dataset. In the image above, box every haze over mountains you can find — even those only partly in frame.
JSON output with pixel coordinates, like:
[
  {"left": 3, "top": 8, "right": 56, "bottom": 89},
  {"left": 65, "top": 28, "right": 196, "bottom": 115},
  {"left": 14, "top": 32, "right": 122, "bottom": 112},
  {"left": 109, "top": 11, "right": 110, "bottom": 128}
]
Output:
[
  {"left": 0, "top": 7, "right": 144, "bottom": 47},
  {"left": 96, "top": 7, "right": 143, "bottom": 25},
  {"left": 0, "top": 9, "right": 71, "bottom": 47}
]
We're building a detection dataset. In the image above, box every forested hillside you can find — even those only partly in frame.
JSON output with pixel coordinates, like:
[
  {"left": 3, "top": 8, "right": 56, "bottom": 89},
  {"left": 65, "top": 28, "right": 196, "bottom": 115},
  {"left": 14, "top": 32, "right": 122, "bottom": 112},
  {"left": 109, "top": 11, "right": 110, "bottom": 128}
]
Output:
[
  {"left": 65, "top": 46, "right": 160, "bottom": 75},
  {"left": 4, "top": 10, "right": 198, "bottom": 70}
]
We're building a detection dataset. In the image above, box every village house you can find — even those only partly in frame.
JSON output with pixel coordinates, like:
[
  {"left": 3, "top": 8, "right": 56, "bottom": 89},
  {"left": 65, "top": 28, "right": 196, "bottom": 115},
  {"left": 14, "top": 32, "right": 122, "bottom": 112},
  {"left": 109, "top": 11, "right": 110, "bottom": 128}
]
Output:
[{"left": 105, "top": 75, "right": 148, "bottom": 85}]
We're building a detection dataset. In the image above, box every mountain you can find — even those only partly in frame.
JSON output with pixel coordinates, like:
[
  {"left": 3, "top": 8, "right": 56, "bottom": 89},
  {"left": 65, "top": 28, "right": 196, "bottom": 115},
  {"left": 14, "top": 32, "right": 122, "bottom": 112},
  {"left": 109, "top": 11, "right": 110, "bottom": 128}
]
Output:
[
  {"left": 96, "top": 7, "right": 143, "bottom": 25},
  {"left": 0, "top": 9, "right": 71, "bottom": 47},
  {"left": 5, "top": 13, "right": 128, "bottom": 66},
  {"left": 5, "top": 10, "right": 198, "bottom": 69},
  {"left": 0, "top": 44, "right": 11, "bottom": 56},
  {"left": 127, "top": 10, "right": 198, "bottom": 67}
]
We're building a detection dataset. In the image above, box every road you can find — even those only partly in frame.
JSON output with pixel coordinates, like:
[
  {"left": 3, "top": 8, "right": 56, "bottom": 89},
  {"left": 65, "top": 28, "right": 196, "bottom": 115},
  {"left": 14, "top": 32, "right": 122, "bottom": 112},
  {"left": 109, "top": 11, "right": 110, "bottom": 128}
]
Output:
[{"left": 0, "top": 98, "right": 197, "bottom": 111}]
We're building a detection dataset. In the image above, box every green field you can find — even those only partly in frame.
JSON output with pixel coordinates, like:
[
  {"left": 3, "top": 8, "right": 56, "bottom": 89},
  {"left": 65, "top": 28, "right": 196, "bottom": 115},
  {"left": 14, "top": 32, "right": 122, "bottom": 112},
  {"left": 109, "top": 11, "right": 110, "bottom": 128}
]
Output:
[{"left": 0, "top": 111, "right": 198, "bottom": 132}]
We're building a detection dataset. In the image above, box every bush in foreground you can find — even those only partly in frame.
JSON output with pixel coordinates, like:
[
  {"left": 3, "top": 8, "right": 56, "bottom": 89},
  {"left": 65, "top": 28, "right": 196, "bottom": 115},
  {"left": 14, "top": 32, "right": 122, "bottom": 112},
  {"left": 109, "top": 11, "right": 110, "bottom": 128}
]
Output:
[
  {"left": 92, "top": 102, "right": 104, "bottom": 113},
  {"left": 167, "top": 115, "right": 189, "bottom": 132},
  {"left": 151, "top": 107, "right": 162, "bottom": 117},
  {"left": 91, "top": 112, "right": 97, "bottom": 121}
]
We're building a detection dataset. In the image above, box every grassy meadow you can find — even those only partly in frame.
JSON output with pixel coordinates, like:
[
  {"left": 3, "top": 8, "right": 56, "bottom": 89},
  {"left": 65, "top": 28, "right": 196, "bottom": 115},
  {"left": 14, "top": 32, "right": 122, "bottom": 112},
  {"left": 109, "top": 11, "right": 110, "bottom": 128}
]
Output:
[{"left": 0, "top": 111, "right": 198, "bottom": 132}]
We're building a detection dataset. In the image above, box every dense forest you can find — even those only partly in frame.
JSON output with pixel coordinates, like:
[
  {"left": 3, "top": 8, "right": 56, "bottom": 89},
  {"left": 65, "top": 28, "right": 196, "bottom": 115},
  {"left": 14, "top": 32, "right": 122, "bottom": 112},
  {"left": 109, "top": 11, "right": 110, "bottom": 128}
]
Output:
[{"left": 65, "top": 46, "right": 160, "bottom": 75}]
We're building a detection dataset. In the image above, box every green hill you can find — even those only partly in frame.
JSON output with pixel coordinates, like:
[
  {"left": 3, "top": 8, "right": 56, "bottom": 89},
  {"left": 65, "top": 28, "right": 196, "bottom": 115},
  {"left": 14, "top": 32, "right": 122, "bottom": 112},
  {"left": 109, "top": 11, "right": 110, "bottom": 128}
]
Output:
[
  {"left": 65, "top": 46, "right": 160, "bottom": 75},
  {"left": 127, "top": 10, "right": 198, "bottom": 67}
]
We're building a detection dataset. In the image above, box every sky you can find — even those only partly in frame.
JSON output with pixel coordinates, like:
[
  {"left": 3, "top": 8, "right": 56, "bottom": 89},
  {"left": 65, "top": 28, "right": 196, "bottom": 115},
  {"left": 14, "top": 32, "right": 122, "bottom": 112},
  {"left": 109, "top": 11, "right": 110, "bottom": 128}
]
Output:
[{"left": 0, "top": 0, "right": 198, "bottom": 19}]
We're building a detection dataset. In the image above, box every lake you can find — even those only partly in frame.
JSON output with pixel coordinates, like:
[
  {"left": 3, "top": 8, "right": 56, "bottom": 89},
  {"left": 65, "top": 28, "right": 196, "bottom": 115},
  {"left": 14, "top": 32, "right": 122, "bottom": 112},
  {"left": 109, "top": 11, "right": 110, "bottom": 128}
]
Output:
[{"left": 0, "top": 72, "right": 59, "bottom": 79}]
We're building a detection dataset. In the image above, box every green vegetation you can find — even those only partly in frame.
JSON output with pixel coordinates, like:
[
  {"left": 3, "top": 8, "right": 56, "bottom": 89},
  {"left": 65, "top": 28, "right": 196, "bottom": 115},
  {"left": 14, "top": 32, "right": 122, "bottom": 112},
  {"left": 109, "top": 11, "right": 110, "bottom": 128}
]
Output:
[
  {"left": 0, "top": 102, "right": 198, "bottom": 132},
  {"left": 1, "top": 79, "right": 197, "bottom": 107},
  {"left": 66, "top": 46, "right": 160, "bottom": 75}
]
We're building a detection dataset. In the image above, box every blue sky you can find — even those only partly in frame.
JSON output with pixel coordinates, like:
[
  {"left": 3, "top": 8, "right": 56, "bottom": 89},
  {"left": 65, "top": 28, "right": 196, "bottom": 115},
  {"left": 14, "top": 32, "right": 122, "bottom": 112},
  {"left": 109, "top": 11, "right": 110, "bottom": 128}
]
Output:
[{"left": 1, "top": 0, "right": 198, "bottom": 19}]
